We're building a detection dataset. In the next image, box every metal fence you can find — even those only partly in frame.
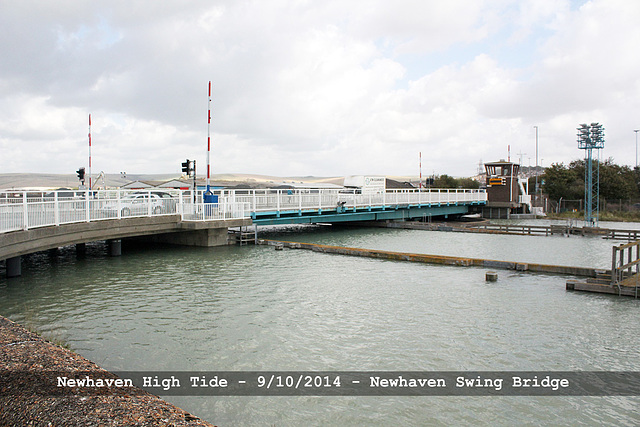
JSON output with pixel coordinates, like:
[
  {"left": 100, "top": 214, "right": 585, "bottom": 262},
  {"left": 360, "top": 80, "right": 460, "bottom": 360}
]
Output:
[
  {"left": 1, "top": 188, "right": 486, "bottom": 234},
  {"left": 181, "top": 201, "right": 250, "bottom": 221},
  {"left": 0, "top": 189, "right": 249, "bottom": 233},
  {"left": 224, "top": 188, "right": 487, "bottom": 214}
]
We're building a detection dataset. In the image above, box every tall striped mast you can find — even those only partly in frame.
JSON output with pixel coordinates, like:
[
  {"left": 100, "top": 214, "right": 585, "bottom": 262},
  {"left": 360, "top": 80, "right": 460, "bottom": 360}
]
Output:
[
  {"left": 88, "top": 114, "right": 92, "bottom": 190},
  {"left": 206, "top": 81, "right": 211, "bottom": 192}
]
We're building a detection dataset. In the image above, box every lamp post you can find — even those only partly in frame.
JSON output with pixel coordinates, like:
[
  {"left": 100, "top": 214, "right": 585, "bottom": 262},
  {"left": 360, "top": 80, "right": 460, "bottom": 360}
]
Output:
[
  {"left": 635, "top": 129, "right": 639, "bottom": 169},
  {"left": 534, "top": 125, "right": 539, "bottom": 205}
]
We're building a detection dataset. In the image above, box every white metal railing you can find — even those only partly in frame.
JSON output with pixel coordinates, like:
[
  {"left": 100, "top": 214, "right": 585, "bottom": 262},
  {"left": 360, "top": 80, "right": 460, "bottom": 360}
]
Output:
[
  {"left": 181, "top": 202, "right": 250, "bottom": 221},
  {"left": 226, "top": 188, "right": 487, "bottom": 214},
  {"left": 0, "top": 189, "right": 249, "bottom": 233},
  {"left": 0, "top": 188, "right": 486, "bottom": 233}
]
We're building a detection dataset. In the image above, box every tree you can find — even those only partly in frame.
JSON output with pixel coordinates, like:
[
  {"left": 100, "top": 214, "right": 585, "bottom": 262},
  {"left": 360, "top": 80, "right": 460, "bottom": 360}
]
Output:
[
  {"left": 433, "top": 174, "right": 458, "bottom": 188},
  {"left": 598, "top": 159, "right": 637, "bottom": 200},
  {"left": 457, "top": 178, "right": 481, "bottom": 189},
  {"left": 541, "top": 158, "right": 639, "bottom": 203},
  {"left": 432, "top": 175, "right": 480, "bottom": 189},
  {"left": 541, "top": 163, "right": 581, "bottom": 201}
]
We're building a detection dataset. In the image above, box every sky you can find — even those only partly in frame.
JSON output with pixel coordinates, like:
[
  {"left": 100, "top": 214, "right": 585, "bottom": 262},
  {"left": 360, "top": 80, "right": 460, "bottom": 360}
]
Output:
[{"left": 1, "top": 0, "right": 640, "bottom": 178}]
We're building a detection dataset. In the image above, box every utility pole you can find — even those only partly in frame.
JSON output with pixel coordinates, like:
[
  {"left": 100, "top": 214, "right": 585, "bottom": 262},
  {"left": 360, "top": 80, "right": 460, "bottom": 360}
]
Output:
[
  {"left": 635, "top": 129, "right": 639, "bottom": 169},
  {"left": 419, "top": 152, "right": 422, "bottom": 190},
  {"left": 534, "top": 126, "right": 538, "bottom": 206}
]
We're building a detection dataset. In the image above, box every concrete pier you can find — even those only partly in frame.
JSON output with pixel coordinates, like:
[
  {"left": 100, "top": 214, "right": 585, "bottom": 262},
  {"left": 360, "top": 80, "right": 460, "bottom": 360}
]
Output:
[
  {"left": 6, "top": 256, "right": 21, "bottom": 278},
  {"left": 108, "top": 239, "right": 122, "bottom": 256},
  {"left": 75, "top": 243, "right": 86, "bottom": 258}
]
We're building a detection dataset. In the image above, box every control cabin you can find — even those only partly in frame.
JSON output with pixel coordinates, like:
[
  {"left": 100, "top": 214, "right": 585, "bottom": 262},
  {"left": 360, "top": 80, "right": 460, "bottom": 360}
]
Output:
[{"left": 482, "top": 161, "right": 531, "bottom": 218}]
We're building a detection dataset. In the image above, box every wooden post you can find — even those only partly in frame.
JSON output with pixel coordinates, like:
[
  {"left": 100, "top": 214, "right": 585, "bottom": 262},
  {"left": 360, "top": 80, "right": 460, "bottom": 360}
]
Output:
[{"left": 612, "top": 245, "right": 618, "bottom": 285}]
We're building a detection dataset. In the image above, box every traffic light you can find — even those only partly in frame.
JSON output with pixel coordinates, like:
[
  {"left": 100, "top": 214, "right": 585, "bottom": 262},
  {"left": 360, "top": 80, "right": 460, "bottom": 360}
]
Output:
[
  {"left": 77, "top": 167, "right": 85, "bottom": 183},
  {"left": 182, "top": 159, "right": 191, "bottom": 175}
]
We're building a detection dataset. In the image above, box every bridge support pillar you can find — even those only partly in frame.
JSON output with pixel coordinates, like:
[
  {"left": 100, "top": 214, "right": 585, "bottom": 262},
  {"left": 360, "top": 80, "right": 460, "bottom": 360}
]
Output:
[
  {"left": 7, "top": 256, "right": 21, "bottom": 278},
  {"left": 108, "top": 239, "right": 122, "bottom": 256},
  {"left": 76, "top": 243, "right": 86, "bottom": 258}
]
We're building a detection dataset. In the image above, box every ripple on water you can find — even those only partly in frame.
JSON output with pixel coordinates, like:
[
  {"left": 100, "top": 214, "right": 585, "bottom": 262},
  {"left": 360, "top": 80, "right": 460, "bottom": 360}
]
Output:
[{"left": 1, "top": 229, "right": 639, "bottom": 425}]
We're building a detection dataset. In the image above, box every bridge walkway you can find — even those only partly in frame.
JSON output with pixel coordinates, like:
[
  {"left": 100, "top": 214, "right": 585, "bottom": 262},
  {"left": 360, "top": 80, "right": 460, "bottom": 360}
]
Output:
[{"left": 1, "top": 188, "right": 486, "bottom": 277}]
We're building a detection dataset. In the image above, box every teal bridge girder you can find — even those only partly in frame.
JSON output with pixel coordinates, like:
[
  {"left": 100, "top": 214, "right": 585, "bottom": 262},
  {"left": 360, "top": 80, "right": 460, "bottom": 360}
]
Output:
[
  {"left": 231, "top": 188, "right": 487, "bottom": 226},
  {"left": 250, "top": 203, "right": 479, "bottom": 225}
]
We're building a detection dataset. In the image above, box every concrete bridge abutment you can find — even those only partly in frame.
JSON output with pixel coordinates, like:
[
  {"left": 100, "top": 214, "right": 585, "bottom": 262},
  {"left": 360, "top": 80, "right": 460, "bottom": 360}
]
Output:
[
  {"left": 145, "top": 228, "right": 229, "bottom": 247},
  {"left": 1, "top": 216, "right": 252, "bottom": 278}
]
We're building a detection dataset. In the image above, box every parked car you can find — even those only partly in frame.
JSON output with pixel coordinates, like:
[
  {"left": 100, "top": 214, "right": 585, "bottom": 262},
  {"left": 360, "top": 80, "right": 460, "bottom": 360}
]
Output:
[{"left": 103, "top": 192, "right": 176, "bottom": 217}]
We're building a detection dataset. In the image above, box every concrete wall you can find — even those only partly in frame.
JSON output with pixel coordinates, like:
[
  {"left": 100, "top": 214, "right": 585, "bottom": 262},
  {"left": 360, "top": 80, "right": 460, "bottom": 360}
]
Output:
[{"left": 145, "top": 228, "right": 230, "bottom": 247}]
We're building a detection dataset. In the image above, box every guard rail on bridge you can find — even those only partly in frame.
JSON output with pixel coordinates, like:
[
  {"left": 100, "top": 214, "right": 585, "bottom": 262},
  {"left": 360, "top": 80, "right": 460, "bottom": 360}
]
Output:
[
  {"left": 0, "top": 190, "right": 249, "bottom": 233},
  {"left": 227, "top": 188, "right": 486, "bottom": 216},
  {"left": 1, "top": 188, "right": 486, "bottom": 234}
]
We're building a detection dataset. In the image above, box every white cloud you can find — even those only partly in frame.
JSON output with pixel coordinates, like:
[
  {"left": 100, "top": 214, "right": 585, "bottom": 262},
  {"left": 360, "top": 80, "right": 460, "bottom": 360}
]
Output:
[{"left": 1, "top": 0, "right": 640, "bottom": 178}]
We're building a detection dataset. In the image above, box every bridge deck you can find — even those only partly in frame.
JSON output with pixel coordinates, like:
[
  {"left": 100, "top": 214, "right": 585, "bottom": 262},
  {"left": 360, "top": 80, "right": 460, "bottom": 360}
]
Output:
[{"left": 1, "top": 188, "right": 486, "bottom": 263}]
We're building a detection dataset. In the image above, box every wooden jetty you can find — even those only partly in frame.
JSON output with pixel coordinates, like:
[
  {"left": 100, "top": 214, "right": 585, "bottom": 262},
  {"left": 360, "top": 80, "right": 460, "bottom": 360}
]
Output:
[{"left": 567, "top": 240, "right": 640, "bottom": 298}]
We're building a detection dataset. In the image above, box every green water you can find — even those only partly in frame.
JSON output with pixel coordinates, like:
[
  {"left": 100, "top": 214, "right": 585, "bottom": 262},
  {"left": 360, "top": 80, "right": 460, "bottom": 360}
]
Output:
[{"left": 1, "top": 225, "right": 639, "bottom": 426}]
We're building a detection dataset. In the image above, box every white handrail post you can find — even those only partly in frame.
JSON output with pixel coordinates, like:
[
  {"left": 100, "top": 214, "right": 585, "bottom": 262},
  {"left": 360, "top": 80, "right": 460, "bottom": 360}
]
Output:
[
  {"left": 117, "top": 189, "right": 122, "bottom": 219},
  {"left": 85, "top": 190, "right": 90, "bottom": 222},
  {"left": 252, "top": 190, "right": 256, "bottom": 213},
  {"left": 277, "top": 190, "right": 281, "bottom": 212},
  {"left": 22, "top": 192, "right": 28, "bottom": 230},
  {"left": 54, "top": 191, "right": 60, "bottom": 226}
]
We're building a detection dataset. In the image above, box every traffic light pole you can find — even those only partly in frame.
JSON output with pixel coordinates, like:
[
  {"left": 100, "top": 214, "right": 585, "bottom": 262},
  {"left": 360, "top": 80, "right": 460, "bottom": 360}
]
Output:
[
  {"left": 192, "top": 160, "right": 196, "bottom": 204},
  {"left": 182, "top": 159, "right": 197, "bottom": 203}
]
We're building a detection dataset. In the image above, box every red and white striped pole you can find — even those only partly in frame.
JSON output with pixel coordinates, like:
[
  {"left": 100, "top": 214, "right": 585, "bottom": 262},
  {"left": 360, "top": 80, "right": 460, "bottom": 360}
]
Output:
[
  {"left": 206, "top": 81, "right": 211, "bottom": 192},
  {"left": 88, "top": 114, "right": 92, "bottom": 190}
]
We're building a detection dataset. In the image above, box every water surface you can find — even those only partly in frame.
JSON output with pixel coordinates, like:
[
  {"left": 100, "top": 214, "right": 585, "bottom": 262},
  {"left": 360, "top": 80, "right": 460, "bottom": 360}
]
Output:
[{"left": 1, "top": 223, "right": 639, "bottom": 426}]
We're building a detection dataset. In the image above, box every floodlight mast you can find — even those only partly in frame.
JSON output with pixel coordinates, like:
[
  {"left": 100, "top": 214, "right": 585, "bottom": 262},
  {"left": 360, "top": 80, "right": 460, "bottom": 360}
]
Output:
[{"left": 577, "top": 123, "right": 605, "bottom": 226}]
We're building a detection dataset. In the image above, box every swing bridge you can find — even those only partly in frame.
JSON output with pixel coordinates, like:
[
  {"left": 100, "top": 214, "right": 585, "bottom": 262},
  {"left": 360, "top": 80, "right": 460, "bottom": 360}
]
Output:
[{"left": 0, "top": 188, "right": 486, "bottom": 277}]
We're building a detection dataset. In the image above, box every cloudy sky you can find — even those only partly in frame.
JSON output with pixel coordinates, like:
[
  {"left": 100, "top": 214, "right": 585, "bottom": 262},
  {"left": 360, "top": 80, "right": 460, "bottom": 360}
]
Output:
[{"left": 2, "top": 0, "right": 639, "bottom": 179}]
